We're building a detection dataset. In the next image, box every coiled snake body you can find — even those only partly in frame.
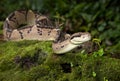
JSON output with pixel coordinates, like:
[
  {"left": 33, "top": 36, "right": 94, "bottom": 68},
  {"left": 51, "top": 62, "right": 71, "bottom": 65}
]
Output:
[{"left": 3, "top": 10, "right": 91, "bottom": 54}]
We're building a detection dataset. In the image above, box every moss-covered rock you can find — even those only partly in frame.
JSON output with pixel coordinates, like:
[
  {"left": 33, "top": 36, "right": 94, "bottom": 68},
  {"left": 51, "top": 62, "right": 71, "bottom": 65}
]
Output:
[{"left": 0, "top": 40, "right": 120, "bottom": 81}]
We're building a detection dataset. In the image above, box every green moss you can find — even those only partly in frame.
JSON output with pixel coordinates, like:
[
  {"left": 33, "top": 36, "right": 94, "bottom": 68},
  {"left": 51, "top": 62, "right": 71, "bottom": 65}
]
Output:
[
  {"left": 0, "top": 40, "right": 120, "bottom": 81},
  {"left": 96, "top": 58, "right": 120, "bottom": 81},
  {"left": 0, "top": 21, "right": 3, "bottom": 34},
  {"left": 80, "top": 57, "right": 120, "bottom": 81}
]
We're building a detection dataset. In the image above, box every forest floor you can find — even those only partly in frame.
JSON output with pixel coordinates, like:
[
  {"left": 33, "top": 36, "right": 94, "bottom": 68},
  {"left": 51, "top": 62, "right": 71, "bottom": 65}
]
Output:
[{"left": 0, "top": 22, "right": 120, "bottom": 81}]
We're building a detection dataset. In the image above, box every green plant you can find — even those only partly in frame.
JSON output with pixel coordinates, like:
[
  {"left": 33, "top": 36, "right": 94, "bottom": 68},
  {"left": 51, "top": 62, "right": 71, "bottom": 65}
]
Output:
[{"left": 93, "top": 48, "right": 104, "bottom": 57}]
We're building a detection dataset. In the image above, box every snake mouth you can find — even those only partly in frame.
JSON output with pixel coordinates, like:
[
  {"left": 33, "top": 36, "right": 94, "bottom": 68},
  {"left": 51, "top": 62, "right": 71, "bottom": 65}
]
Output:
[
  {"left": 73, "top": 39, "right": 89, "bottom": 42},
  {"left": 72, "top": 37, "right": 91, "bottom": 43}
]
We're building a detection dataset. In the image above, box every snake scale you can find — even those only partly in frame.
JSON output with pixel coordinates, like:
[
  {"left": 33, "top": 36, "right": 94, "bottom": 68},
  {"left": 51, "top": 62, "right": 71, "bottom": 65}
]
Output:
[{"left": 3, "top": 10, "right": 91, "bottom": 54}]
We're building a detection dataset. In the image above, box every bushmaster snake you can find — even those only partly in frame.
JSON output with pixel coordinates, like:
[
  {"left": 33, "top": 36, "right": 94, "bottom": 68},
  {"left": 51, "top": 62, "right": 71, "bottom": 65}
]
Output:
[{"left": 3, "top": 10, "right": 91, "bottom": 54}]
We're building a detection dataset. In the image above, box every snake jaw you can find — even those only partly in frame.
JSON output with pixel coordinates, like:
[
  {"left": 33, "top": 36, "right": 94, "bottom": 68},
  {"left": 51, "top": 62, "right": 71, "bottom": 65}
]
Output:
[
  {"left": 53, "top": 32, "right": 91, "bottom": 54},
  {"left": 70, "top": 32, "right": 91, "bottom": 45}
]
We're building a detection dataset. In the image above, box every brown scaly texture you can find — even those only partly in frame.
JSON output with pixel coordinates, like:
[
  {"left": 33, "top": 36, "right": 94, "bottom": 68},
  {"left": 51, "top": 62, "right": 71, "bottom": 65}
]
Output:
[
  {"left": 3, "top": 10, "right": 60, "bottom": 41},
  {"left": 3, "top": 10, "right": 91, "bottom": 54}
]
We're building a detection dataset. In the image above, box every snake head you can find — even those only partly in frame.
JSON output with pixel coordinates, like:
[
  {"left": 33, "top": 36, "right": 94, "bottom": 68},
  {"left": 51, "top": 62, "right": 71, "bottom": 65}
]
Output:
[{"left": 70, "top": 32, "right": 91, "bottom": 45}]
